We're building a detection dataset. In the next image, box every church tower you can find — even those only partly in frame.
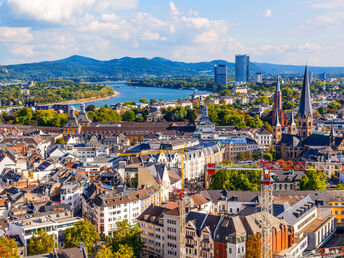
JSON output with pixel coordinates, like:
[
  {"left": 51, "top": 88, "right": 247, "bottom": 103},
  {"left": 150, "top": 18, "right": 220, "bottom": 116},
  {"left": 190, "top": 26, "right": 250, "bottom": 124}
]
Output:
[
  {"left": 287, "top": 111, "right": 297, "bottom": 135},
  {"left": 273, "top": 110, "right": 282, "bottom": 144},
  {"left": 298, "top": 66, "right": 313, "bottom": 140},
  {"left": 77, "top": 103, "right": 91, "bottom": 127},
  {"left": 63, "top": 107, "right": 81, "bottom": 135},
  {"left": 330, "top": 121, "right": 336, "bottom": 149},
  {"left": 274, "top": 76, "right": 282, "bottom": 110},
  {"left": 272, "top": 76, "right": 287, "bottom": 126}
]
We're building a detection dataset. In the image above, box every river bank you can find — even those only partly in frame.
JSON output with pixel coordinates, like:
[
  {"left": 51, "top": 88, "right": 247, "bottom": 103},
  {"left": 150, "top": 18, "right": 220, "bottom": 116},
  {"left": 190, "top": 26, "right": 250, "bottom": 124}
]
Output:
[{"left": 43, "top": 90, "right": 120, "bottom": 106}]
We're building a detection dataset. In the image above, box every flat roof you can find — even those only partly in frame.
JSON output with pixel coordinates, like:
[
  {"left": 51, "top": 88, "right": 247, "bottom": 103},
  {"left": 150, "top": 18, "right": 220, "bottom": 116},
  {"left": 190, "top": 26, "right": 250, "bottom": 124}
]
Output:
[{"left": 302, "top": 217, "right": 333, "bottom": 234}]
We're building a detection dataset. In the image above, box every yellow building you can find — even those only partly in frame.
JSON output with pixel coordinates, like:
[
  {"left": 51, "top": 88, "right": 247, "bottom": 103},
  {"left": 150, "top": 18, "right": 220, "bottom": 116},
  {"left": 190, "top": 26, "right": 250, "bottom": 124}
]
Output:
[
  {"left": 63, "top": 107, "right": 81, "bottom": 135},
  {"left": 329, "top": 201, "right": 344, "bottom": 226}
]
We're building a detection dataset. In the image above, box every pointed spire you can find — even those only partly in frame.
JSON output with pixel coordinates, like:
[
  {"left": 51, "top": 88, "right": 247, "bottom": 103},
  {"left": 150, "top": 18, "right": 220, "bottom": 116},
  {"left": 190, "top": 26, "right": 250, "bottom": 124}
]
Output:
[
  {"left": 330, "top": 121, "right": 335, "bottom": 137},
  {"left": 276, "top": 76, "right": 281, "bottom": 92},
  {"left": 274, "top": 109, "right": 281, "bottom": 126},
  {"left": 288, "top": 111, "right": 296, "bottom": 126},
  {"left": 299, "top": 65, "right": 313, "bottom": 117}
]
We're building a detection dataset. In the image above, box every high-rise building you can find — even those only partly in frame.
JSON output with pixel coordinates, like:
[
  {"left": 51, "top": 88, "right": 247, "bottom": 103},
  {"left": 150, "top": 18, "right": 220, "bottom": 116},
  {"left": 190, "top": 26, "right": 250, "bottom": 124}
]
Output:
[
  {"left": 235, "top": 55, "right": 249, "bottom": 82},
  {"left": 308, "top": 71, "right": 313, "bottom": 84},
  {"left": 214, "top": 64, "right": 227, "bottom": 86},
  {"left": 319, "top": 72, "right": 327, "bottom": 81},
  {"left": 254, "top": 73, "right": 263, "bottom": 83}
]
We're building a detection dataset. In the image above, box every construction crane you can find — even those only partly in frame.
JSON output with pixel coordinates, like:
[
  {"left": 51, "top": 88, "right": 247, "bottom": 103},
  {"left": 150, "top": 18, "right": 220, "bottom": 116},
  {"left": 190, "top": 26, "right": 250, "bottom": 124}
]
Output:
[
  {"left": 207, "top": 160, "right": 344, "bottom": 258},
  {"left": 118, "top": 143, "right": 188, "bottom": 258}
]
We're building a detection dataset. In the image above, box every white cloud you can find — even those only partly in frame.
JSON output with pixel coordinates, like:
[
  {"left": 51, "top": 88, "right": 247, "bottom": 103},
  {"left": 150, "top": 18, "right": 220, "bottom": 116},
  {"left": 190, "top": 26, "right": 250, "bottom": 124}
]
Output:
[
  {"left": 310, "top": 0, "right": 344, "bottom": 9},
  {"left": 305, "top": 0, "right": 344, "bottom": 27},
  {"left": 263, "top": 9, "right": 272, "bottom": 18},
  {"left": 169, "top": 1, "right": 180, "bottom": 16},
  {"left": 5, "top": 0, "right": 138, "bottom": 23},
  {"left": 0, "top": 27, "right": 33, "bottom": 42},
  {"left": 11, "top": 44, "right": 35, "bottom": 57}
]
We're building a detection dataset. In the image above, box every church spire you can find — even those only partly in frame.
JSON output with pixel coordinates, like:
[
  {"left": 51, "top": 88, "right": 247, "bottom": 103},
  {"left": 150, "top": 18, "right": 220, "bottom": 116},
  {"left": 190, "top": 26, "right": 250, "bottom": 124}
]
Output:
[
  {"left": 276, "top": 76, "right": 281, "bottom": 92},
  {"left": 288, "top": 111, "right": 296, "bottom": 126},
  {"left": 274, "top": 109, "right": 281, "bottom": 126},
  {"left": 330, "top": 121, "right": 335, "bottom": 137},
  {"left": 299, "top": 65, "right": 313, "bottom": 117}
]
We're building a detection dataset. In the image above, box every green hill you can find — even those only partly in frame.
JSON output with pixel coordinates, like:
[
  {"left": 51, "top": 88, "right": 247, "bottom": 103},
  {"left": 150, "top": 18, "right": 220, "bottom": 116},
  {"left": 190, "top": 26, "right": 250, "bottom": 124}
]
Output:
[{"left": 2, "top": 55, "right": 344, "bottom": 80}]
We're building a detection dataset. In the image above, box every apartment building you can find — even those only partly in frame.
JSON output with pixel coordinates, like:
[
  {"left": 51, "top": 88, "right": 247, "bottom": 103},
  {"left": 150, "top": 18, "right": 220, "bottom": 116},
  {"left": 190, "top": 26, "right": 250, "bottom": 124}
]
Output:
[
  {"left": 60, "top": 182, "right": 85, "bottom": 213},
  {"left": 83, "top": 186, "right": 159, "bottom": 236},
  {"left": 137, "top": 205, "right": 167, "bottom": 257},
  {"left": 277, "top": 195, "right": 335, "bottom": 252},
  {"left": 8, "top": 207, "right": 82, "bottom": 255},
  {"left": 220, "top": 137, "right": 258, "bottom": 161}
]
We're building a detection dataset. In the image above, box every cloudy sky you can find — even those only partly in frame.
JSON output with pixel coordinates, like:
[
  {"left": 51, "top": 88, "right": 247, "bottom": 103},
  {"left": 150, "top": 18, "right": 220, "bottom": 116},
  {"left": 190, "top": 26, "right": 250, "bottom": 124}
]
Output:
[{"left": 0, "top": 0, "right": 343, "bottom": 66}]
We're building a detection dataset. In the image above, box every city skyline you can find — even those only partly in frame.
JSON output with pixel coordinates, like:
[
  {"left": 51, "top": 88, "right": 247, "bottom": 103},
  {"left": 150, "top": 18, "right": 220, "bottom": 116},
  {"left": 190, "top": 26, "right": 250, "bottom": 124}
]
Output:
[{"left": 0, "top": 0, "right": 344, "bottom": 66}]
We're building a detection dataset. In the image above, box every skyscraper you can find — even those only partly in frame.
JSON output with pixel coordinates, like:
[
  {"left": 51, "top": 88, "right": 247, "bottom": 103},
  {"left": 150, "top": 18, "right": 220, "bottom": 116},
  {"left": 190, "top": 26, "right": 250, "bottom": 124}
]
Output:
[
  {"left": 308, "top": 71, "right": 313, "bottom": 84},
  {"left": 214, "top": 64, "right": 227, "bottom": 85},
  {"left": 254, "top": 73, "right": 263, "bottom": 83},
  {"left": 235, "top": 55, "right": 250, "bottom": 82},
  {"left": 319, "top": 72, "right": 327, "bottom": 81}
]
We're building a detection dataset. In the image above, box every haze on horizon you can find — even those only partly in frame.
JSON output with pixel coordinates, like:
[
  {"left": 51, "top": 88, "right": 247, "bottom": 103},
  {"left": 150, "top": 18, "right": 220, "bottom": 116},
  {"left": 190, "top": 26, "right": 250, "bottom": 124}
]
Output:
[{"left": 0, "top": 0, "right": 343, "bottom": 66}]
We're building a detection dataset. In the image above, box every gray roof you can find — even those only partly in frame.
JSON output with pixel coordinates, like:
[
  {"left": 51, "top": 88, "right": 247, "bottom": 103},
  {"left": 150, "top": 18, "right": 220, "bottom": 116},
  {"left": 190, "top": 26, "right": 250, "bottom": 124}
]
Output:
[
  {"left": 201, "top": 190, "right": 260, "bottom": 203},
  {"left": 277, "top": 195, "right": 315, "bottom": 225},
  {"left": 299, "top": 66, "right": 313, "bottom": 117},
  {"left": 64, "top": 109, "right": 80, "bottom": 128}
]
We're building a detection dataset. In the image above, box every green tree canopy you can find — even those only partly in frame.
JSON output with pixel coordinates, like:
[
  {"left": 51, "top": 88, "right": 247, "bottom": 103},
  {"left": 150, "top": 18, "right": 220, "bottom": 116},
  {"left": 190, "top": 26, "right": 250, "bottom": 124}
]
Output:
[
  {"left": 64, "top": 220, "right": 100, "bottom": 255},
  {"left": 300, "top": 170, "right": 327, "bottom": 190},
  {"left": 96, "top": 245, "right": 113, "bottom": 258},
  {"left": 108, "top": 220, "right": 143, "bottom": 257},
  {"left": 114, "top": 244, "right": 134, "bottom": 258},
  {"left": 335, "top": 184, "right": 344, "bottom": 190},
  {"left": 87, "top": 107, "right": 121, "bottom": 123},
  {"left": 121, "top": 110, "right": 136, "bottom": 122},
  {"left": 0, "top": 237, "right": 18, "bottom": 258},
  {"left": 139, "top": 98, "right": 148, "bottom": 104},
  {"left": 27, "top": 229, "right": 56, "bottom": 256},
  {"left": 209, "top": 169, "right": 261, "bottom": 191}
]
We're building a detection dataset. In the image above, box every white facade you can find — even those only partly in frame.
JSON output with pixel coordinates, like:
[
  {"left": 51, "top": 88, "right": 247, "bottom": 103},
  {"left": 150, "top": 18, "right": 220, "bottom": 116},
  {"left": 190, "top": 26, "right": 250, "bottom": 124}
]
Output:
[
  {"left": 164, "top": 213, "right": 181, "bottom": 258},
  {"left": 60, "top": 182, "right": 85, "bottom": 213}
]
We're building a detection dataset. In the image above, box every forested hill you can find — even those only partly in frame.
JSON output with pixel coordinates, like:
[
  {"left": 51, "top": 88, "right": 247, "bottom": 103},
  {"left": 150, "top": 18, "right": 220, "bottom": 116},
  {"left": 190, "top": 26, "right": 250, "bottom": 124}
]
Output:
[{"left": 2, "top": 55, "right": 344, "bottom": 80}]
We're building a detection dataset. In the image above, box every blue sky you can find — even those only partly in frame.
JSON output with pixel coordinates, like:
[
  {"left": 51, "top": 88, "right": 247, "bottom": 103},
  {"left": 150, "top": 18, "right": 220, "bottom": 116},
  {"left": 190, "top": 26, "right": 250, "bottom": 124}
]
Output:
[{"left": 0, "top": 0, "right": 343, "bottom": 66}]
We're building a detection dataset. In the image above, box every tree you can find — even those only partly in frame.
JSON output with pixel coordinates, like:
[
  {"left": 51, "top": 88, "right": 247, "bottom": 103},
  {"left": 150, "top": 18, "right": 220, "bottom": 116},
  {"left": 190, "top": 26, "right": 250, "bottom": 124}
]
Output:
[
  {"left": 113, "top": 244, "right": 134, "bottom": 258},
  {"left": 86, "top": 104, "right": 96, "bottom": 111},
  {"left": 64, "top": 220, "right": 100, "bottom": 255},
  {"left": 55, "top": 137, "right": 66, "bottom": 144},
  {"left": 263, "top": 152, "right": 273, "bottom": 161},
  {"left": 139, "top": 98, "right": 148, "bottom": 104},
  {"left": 96, "top": 245, "right": 113, "bottom": 258},
  {"left": 209, "top": 169, "right": 261, "bottom": 191},
  {"left": 150, "top": 98, "right": 157, "bottom": 105},
  {"left": 108, "top": 220, "right": 143, "bottom": 256},
  {"left": 245, "top": 233, "right": 261, "bottom": 258},
  {"left": 252, "top": 150, "right": 262, "bottom": 160},
  {"left": 27, "top": 229, "right": 56, "bottom": 256},
  {"left": 0, "top": 237, "right": 18, "bottom": 258},
  {"left": 335, "top": 184, "right": 344, "bottom": 190},
  {"left": 300, "top": 170, "right": 327, "bottom": 190},
  {"left": 122, "top": 110, "right": 136, "bottom": 122}
]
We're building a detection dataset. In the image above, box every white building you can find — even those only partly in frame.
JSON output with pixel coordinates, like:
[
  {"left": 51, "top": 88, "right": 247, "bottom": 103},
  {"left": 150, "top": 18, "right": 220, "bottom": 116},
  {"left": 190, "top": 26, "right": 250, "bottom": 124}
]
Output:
[
  {"left": 8, "top": 208, "right": 82, "bottom": 255},
  {"left": 83, "top": 186, "right": 159, "bottom": 236}
]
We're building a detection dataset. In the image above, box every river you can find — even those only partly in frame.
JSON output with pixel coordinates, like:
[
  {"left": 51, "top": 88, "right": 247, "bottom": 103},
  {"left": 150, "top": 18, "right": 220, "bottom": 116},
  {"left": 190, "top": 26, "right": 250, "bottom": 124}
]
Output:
[{"left": 73, "top": 82, "right": 210, "bottom": 108}]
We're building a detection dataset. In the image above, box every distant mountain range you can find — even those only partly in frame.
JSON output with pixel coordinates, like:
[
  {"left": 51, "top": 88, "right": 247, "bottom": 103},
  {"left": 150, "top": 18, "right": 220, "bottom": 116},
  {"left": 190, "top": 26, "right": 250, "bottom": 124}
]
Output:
[{"left": 1, "top": 55, "right": 344, "bottom": 80}]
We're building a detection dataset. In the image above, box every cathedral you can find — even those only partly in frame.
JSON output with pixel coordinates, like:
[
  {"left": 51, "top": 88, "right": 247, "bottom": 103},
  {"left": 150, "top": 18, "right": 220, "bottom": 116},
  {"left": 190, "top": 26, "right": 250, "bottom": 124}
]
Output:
[{"left": 273, "top": 66, "right": 344, "bottom": 161}]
